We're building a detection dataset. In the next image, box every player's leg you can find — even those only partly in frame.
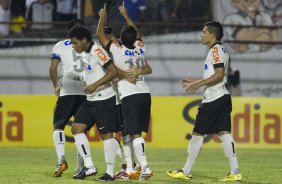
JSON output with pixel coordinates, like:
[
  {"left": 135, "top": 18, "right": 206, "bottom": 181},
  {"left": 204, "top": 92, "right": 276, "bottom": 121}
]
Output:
[
  {"left": 216, "top": 95, "right": 241, "bottom": 181},
  {"left": 71, "top": 102, "right": 97, "bottom": 179},
  {"left": 96, "top": 133, "right": 120, "bottom": 181},
  {"left": 217, "top": 132, "right": 241, "bottom": 181},
  {"left": 167, "top": 101, "right": 214, "bottom": 180},
  {"left": 53, "top": 96, "right": 78, "bottom": 177},
  {"left": 121, "top": 93, "right": 152, "bottom": 180},
  {"left": 72, "top": 96, "right": 87, "bottom": 178},
  {"left": 94, "top": 96, "right": 120, "bottom": 181}
]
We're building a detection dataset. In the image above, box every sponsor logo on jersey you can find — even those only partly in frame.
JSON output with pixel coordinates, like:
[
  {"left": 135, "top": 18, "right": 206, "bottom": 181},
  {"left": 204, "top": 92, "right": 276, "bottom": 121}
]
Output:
[
  {"left": 124, "top": 48, "right": 144, "bottom": 56},
  {"left": 204, "top": 64, "right": 208, "bottom": 69},
  {"left": 64, "top": 40, "right": 72, "bottom": 46},
  {"left": 212, "top": 47, "right": 220, "bottom": 63},
  {"left": 95, "top": 48, "right": 109, "bottom": 63}
]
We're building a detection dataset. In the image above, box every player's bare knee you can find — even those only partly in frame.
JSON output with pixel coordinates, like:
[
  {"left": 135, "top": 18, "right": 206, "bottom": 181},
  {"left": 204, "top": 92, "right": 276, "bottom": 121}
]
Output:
[
  {"left": 71, "top": 123, "right": 86, "bottom": 134},
  {"left": 122, "top": 134, "right": 132, "bottom": 144},
  {"left": 132, "top": 134, "right": 141, "bottom": 139},
  {"left": 100, "top": 133, "right": 113, "bottom": 140}
]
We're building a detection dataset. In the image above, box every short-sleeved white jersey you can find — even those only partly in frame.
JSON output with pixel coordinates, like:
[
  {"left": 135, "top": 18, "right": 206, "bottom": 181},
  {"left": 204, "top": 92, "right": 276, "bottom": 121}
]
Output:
[
  {"left": 51, "top": 39, "right": 86, "bottom": 96},
  {"left": 108, "top": 40, "right": 150, "bottom": 99},
  {"left": 202, "top": 43, "right": 230, "bottom": 103},
  {"left": 83, "top": 42, "right": 115, "bottom": 101}
]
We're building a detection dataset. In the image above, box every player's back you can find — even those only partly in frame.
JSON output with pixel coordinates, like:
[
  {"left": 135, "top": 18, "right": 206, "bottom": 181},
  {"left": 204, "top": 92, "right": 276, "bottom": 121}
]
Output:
[{"left": 109, "top": 40, "right": 150, "bottom": 99}]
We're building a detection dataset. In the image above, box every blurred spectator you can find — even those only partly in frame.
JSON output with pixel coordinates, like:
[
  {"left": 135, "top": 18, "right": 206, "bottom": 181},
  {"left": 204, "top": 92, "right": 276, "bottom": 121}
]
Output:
[
  {"left": 26, "top": 0, "right": 54, "bottom": 30},
  {"left": 145, "top": 0, "right": 171, "bottom": 33},
  {"left": 0, "top": 0, "right": 10, "bottom": 37},
  {"left": 0, "top": 0, "right": 10, "bottom": 48},
  {"left": 55, "top": 0, "right": 77, "bottom": 21},
  {"left": 119, "top": 0, "right": 146, "bottom": 22},
  {"left": 81, "top": 0, "right": 117, "bottom": 21},
  {"left": 10, "top": 6, "right": 27, "bottom": 34},
  {"left": 171, "top": 0, "right": 209, "bottom": 21},
  {"left": 10, "top": 0, "right": 25, "bottom": 17},
  {"left": 26, "top": 0, "right": 37, "bottom": 9}
]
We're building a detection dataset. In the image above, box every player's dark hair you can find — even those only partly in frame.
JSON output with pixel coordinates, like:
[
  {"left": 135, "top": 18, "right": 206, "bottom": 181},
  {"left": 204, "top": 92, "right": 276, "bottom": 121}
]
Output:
[
  {"left": 205, "top": 21, "right": 224, "bottom": 41},
  {"left": 68, "top": 26, "right": 92, "bottom": 42},
  {"left": 120, "top": 26, "right": 137, "bottom": 49},
  {"left": 68, "top": 18, "right": 85, "bottom": 30},
  {"left": 104, "top": 26, "right": 113, "bottom": 35}
]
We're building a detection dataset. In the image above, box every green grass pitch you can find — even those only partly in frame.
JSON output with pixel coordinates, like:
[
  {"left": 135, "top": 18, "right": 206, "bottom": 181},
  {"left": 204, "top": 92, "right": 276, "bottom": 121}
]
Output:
[{"left": 0, "top": 148, "right": 281, "bottom": 184}]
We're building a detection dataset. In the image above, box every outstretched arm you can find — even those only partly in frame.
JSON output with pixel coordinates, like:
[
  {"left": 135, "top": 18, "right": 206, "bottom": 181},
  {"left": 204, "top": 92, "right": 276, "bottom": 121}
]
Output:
[
  {"left": 119, "top": 1, "right": 141, "bottom": 39},
  {"left": 96, "top": 3, "right": 110, "bottom": 48}
]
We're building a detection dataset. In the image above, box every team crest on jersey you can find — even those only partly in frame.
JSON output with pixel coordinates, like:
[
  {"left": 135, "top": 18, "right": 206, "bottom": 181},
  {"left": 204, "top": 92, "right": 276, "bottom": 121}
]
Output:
[
  {"left": 64, "top": 40, "right": 72, "bottom": 45},
  {"left": 204, "top": 64, "right": 208, "bottom": 69},
  {"left": 87, "top": 65, "right": 92, "bottom": 70},
  {"left": 125, "top": 49, "right": 144, "bottom": 56}
]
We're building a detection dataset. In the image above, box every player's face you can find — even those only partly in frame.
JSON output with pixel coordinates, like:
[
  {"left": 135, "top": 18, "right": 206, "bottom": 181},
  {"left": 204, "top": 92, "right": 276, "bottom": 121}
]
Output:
[
  {"left": 71, "top": 37, "right": 87, "bottom": 53},
  {"left": 201, "top": 26, "right": 212, "bottom": 45}
]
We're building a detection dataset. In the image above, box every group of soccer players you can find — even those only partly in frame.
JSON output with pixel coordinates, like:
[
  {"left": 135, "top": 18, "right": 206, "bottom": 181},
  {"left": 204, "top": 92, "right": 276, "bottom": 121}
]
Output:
[
  {"left": 50, "top": 1, "right": 242, "bottom": 182},
  {"left": 50, "top": 1, "right": 152, "bottom": 181}
]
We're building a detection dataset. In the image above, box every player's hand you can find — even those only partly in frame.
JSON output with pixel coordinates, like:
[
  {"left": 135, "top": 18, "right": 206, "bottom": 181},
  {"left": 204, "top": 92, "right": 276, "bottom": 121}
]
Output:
[
  {"left": 125, "top": 66, "right": 141, "bottom": 78},
  {"left": 54, "top": 86, "right": 61, "bottom": 96},
  {"left": 127, "top": 75, "right": 137, "bottom": 84},
  {"left": 84, "top": 84, "right": 98, "bottom": 95},
  {"left": 180, "top": 79, "right": 193, "bottom": 88},
  {"left": 98, "top": 3, "right": 107, "bottom": 18},
  {"left": 185, "top": 81, "right": 202, "bottom": 94},
  {"left": 119, "top": 1, "right": 128, "bottom": 17}
]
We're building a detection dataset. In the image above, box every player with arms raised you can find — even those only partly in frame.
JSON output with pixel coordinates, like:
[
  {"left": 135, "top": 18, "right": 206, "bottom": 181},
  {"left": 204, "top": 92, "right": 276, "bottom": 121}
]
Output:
[{"left": 96, "top": 2, "right": 153, "bottom": 180}]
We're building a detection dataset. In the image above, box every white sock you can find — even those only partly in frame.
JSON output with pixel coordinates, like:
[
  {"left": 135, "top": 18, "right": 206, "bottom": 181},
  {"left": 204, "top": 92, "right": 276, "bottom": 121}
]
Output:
[
  {"left": 116, "top": 140, "right": 126, "bottom": 164},
  {"left": 133, "top": 137, "right": 148, "bottom": 172},
  {"left": 219, "top": 134, "right": 240, "bottom": 174},
  {"left": 53, "top": 130, "right": 65, "bottom": 164},
  {"left": 76, "top": 151, "right": 84, "bottom": 171},
  {"left": 123, "top": 135, "right": 135, "bottom": 174},
  {"left": 182, "top": 135, "right": 204, "bottom": 175},
  {"left": 73, "top": 133, "right": 95, "bottom": 168},
  {"left": 103, "top": 138, "right": 120, "bottom": 177}
]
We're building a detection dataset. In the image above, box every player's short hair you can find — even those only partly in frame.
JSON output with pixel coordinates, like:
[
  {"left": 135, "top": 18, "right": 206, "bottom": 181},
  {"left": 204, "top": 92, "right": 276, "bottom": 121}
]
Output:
[
  {"left": 104, "top": 26, "right": 113, "bottom": 35},
  {"left": 68, "top": 18, "right": 85, "bottom": 30},
  {"left": 68, "top": 26, "right": 92, "bottom": 42},
  {"left": 205, "top": 21, "right": 224, "bottom": 41},
  {"left": 120, "top": 26, "right": 137, "bottom": 49}
]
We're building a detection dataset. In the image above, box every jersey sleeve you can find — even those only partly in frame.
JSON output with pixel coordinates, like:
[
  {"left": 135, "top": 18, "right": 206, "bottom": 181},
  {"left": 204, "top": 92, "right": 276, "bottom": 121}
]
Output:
[
  {"left": 108, "top": 40, "right": 123, "bottom": 57},
  {"left": 51, "top": 43, "right": 61, "bottom": 61},
  {"left": 135, "top": 39, "right": 145, "bottom": 52},
  {"left": 93, "top": 47, "right": 112, "bottom": 68},
  {"left": 211, "top": 46, "right": 224, "bottom": 68}
]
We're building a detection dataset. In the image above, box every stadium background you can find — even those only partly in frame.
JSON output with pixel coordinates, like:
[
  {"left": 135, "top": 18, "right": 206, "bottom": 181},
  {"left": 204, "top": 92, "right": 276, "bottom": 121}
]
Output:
[{"left": 0, "top": 0, "right": 282, "bottom": 149}]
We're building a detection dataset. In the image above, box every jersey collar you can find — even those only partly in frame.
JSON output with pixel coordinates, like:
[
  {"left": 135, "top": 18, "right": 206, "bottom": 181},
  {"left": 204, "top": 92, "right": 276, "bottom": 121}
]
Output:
[
  {"left": 86, "top": 41, "right": 94, "bottom": 53},
  {"left": 210, "top": 41, "right": 221, "bottom": 49}
]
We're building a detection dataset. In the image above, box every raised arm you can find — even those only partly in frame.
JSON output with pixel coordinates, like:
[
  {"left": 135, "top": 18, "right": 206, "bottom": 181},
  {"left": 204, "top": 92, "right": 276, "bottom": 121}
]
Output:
[
  {"left": 119, "top": 1, "right": 141, "bottom": 39},
  {"left": 96, "top": 3, "right": 110, "bottom": 48}
]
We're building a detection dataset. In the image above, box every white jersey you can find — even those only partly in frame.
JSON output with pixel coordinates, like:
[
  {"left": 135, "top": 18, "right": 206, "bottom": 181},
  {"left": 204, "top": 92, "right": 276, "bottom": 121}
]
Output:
[
  {"left": 203, "top": 43, "right": 230, "bottom": 103},
  {"left": 51, "top": 39, "right": 86, "bottom": 96},
  {"left": 83, "top": 42, "right": 115, "bottom": 101},
  {"left": 109, "top": 40, "right": 150, "bottom": 99}
]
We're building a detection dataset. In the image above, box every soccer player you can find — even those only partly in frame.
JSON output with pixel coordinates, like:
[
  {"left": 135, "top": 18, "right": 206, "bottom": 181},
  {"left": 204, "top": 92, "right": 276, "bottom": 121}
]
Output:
[
  {"left": 49, "top": 18, "right": 86, "bottom": 177},
  {"left": 96, "top": 2, "right": 153, "bottom": 180},
  {"left": 103, "top": 26, "right": 137, "bottom": 180},
  {"left": 166, "top": 21, "right": 242, "bottom": 182},
  {"left": 68, "top": 26, "right": 120, "bottom": 181}
]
